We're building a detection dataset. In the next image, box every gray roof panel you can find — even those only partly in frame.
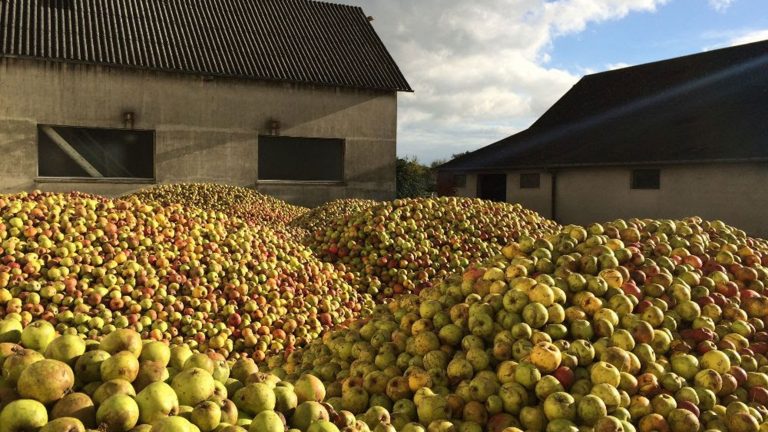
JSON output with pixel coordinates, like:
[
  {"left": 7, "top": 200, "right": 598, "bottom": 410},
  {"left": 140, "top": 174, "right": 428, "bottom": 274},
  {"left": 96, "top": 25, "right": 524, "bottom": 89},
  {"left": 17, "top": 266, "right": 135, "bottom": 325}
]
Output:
[{"left": 0, "top": 0, "right": 412, "bottom": 92}]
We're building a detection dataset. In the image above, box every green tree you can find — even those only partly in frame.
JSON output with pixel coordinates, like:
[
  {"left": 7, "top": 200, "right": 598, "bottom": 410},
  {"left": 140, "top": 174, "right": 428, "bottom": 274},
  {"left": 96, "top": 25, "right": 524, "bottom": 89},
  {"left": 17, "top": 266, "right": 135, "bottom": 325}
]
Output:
[
  {"left": 396, "top": 157, "right": 434, "bottom": 198},
  {"left": 450, "top": 151, "right": 471, "bottom": 160},
  {"left": 396, "top": 152, "right": 470, "bottom": 198}
]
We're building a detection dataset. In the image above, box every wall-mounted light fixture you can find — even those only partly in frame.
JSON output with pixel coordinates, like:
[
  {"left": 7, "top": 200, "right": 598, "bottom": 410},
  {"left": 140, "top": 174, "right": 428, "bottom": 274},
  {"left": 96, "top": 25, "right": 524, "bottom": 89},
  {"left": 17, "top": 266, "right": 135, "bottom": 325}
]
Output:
[
  {"left": 269, "top": 118, "right": 281, "bottom": 136},
  {"left": 123, "top": 111, "right": 135, "bottom": 129}
]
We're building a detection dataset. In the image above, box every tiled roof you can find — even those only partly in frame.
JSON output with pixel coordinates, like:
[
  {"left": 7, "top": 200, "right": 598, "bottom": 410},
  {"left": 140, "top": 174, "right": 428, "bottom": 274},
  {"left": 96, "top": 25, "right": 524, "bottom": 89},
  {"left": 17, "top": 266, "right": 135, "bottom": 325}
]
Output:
[
  {"left": 440, "top": 39, "right": 768, "bottom": 171},
  {"left": 0, "top": 0, "right": 412, "bottom": 92}
]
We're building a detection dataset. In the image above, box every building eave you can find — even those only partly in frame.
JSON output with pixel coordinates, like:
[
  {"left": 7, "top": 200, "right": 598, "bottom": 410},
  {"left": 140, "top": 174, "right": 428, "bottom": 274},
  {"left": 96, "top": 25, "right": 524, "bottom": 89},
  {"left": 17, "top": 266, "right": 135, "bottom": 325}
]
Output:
[{"left": 439, "top": 157, "right": 768, "bottom": 173}]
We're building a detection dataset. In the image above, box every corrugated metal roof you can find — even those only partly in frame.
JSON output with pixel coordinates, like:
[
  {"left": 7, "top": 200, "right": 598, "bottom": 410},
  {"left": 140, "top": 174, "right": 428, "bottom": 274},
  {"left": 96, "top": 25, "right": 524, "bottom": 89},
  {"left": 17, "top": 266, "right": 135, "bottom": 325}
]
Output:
[
  {"left": 440, "top": 39, "right": 768, "bottom": 171},
  {"left": 0, "top": 0, "right": 412, "bottom": 92}
]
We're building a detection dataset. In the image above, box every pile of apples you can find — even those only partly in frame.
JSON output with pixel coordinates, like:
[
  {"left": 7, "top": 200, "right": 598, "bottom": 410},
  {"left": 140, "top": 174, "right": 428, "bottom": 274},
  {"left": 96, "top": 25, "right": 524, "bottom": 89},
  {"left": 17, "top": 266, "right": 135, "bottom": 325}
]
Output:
[
  {"left": 304, "top": 197, "right": 559, "bottom": 298},
  {"left": 125, "top": 183, "right": 309, "bottom": 239},
  {"left": 3, "top": 186, "right": 768, "bottom": 431},
  {"left": 265, "top": 217, "right": 768, "bottom": 432},
  {"left": 0, "top": 191, "right": 371, "bottom": 361},
  {"left": 0, "top": 326, "right": 354, "bottom": 432},
  {"left": 290, "top": 199, "right": 379, "bottom": 238}
]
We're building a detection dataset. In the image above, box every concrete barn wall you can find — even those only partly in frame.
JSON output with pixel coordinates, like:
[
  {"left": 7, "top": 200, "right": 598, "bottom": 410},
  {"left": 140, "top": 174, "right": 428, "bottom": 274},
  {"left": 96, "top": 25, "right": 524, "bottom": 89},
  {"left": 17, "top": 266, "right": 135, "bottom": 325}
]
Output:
[
  {"left": 453, "top": 172, "right": 553, "bottom": 219},
  {"left": 506, "top": 171, "right": 552, "bottom": 219},
  {"left": 446, "top": 164, "right": 767, "bottom": 237},
  {"left": 556, "top": 163, "right": 768, "bottom": 237},
  {"left": 0, "top": 58, "right": 397, "bottom": 207},
  {"left": 454, "top": 174, "right": 477, "bottom": 198}
]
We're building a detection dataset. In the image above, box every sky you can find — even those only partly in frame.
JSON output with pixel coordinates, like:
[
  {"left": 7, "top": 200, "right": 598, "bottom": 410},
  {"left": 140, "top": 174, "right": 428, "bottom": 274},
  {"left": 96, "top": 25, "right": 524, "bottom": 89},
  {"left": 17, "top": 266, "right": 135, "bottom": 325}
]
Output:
[{"left": 348, "top": 0, "right": 768, "bottom": 164}]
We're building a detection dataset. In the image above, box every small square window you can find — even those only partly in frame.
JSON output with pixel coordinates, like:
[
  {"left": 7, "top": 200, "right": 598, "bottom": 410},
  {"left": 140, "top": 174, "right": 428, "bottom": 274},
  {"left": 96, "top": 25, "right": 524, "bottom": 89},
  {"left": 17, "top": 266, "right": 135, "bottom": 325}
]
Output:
[
  {"left": 453, "top": 174, "right": 467, "bottom": 188},
  {"left": 520, "top": 173, "right": 540, "bottom": 189},
  {"left": 631, "top": 169, "right": 660, "bottom": 189}
]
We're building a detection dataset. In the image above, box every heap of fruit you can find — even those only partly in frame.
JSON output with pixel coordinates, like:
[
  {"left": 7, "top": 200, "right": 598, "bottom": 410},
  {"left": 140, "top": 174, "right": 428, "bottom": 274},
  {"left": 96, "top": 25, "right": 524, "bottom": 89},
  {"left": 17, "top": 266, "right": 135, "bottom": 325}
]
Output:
[
  {"left": 290, "top": 199, "right": 379, "bottom": 237},
  {"left": 125, "top": 183, "right": 308, "bottom": 229},
  {"left": 0, "top": 191, "right": 370, "bottom": 360},
  {"left": 305, "top": 197, "right": 559, "bottom": 297},
  {"left": 4, "top": 184, "right": 768, "bottom": 431},
  {"left": 0, "top": 325, "right": 367, "bottom": 432},
  {"left": 261, "top": 217, "right": 768, "bottom": 432}
]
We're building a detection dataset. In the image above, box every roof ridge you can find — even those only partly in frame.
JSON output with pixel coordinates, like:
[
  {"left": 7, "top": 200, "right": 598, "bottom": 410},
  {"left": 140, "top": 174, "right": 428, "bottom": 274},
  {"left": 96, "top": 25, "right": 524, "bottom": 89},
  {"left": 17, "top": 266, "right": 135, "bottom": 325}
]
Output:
[
  {"left": 584, "top": 37, "right": 768, "bottom": 78},
  {"left": 263, "top": 0, "right": 364, "bottom": 11}
]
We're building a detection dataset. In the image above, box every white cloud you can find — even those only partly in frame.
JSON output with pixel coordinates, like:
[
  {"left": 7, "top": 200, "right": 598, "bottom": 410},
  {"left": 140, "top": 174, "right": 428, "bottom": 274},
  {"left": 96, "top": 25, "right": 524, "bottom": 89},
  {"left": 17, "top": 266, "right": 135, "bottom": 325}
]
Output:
[
  {"left": 700, "top": 28, "right": 768, "bottom": 51},
  {"left": 351, "top": 0, "right": 668, "bottom": 162},
  {"left": 709, "top": 0, "right": 735, "bottom": 12},
  {"left": 607, "top": 62, "right": 632, "bottom": 70},
  {"left": 729, "top": 29, "right": 768, "bottom": 45}
]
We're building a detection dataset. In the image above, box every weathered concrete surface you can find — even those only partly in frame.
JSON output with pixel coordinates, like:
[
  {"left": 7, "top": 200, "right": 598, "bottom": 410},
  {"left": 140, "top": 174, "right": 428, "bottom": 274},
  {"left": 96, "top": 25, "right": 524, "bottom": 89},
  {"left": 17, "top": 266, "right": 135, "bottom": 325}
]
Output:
[
  {"left": 555, "top": 164, "right": 768, "bottom": 237},
  {"left": 0, "top": 58, "right": 397, "bottom": 206},
  {"left": 454, "top": 175, "right": 477, "bottom": 198},
  {"left": 451, "top": 164, "right": 768, "bottom": 238},
  {"left": 454, "top": 171, "right": 552, "bottom": 218},
  {"left": 506, "top": 171, "right": 552, "bottom": 218}
]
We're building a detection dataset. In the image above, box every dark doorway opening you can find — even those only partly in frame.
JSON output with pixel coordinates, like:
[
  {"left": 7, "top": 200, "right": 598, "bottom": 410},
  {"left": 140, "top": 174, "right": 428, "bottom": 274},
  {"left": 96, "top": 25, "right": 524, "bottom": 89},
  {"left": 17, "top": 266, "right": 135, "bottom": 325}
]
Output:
[{"left": 477, "top": 174, "right": 507, "bottom": 202}]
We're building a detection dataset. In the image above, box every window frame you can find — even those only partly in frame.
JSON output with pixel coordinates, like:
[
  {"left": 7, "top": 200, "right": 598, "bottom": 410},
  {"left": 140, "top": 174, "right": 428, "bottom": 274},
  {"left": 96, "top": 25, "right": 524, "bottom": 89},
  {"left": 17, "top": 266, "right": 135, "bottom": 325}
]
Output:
[
  {"left": 256, "top": 135, "right": 346, "bottom": 184},
  {"left": 520, "top": 172, "right": 541, "bottom": 189},
  {"left": 630, "top": 168, "right": 661, "bottom": 190},
  {"left": 35, "top": 124, "right": 156, "bottom": 183}
]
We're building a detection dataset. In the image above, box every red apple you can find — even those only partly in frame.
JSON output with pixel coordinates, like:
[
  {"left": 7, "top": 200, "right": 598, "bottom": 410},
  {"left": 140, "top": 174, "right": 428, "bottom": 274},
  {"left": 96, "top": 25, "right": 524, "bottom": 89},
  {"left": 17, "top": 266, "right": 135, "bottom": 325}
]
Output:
[{"left": 552, "top": 366, "right": 575, "bottom": 389}]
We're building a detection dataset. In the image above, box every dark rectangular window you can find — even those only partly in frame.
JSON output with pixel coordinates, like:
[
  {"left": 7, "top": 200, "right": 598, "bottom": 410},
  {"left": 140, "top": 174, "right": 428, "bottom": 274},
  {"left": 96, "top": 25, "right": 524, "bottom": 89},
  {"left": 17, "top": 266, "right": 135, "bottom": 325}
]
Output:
[
  {"left": 631, "top": 169, "right": 660, "bottom": 189},
  {"left": 38, "top": 125, "right": 154, "bottom": 179},
  {"left": 453, "top": 174, "right": 467, "bottom": 188},
  {"left": 258, "top": 136, "right": 344, "bottom": 181},
  {"left": 520, "top": 173, "right": 540, "bottom": 189},
  {"left": 478, "top": 174, "right": 507, "bottom": 202}
]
